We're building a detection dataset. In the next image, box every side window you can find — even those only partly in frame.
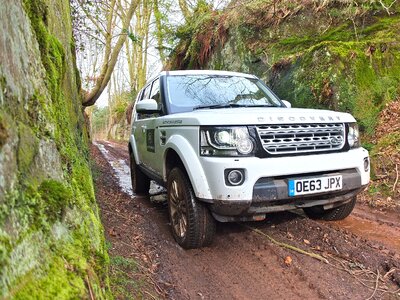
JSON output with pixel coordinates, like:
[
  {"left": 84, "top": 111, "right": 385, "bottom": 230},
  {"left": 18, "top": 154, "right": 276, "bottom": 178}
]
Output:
[
  {"left": 137, "top": 79, "right": 161, "bottom": 120},
  {"left": 149, "top": 79, "right": 161, "bottom": 106},
  {"left": 141, "top": 84, "right": 152, "bottom": 100}
]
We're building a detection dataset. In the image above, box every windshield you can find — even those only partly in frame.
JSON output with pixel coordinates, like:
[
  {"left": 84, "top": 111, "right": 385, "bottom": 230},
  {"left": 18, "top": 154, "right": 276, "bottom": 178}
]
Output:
[{"left": 166, "top": 75, "right": 283, "bottom": 113}]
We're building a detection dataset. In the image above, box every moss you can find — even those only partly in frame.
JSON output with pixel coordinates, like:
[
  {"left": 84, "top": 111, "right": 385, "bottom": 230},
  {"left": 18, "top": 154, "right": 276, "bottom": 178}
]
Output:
[
  {"left": 12, "top": 255, "right": 86, "bottom": 300},
  {"left": 0, "top": 0, "right": 110, "bottom": 298},
  {"left": 22, "top": 0, "right": 66, "bottom": 100},
  {"left": 168, "top": 0, "right": 228, "bottom": 69},
  {"left": 38, "top": 180, "right": 73, "bottom": 223},
  {"left": 17, "top": 124, "right": 39, "bottom": 176}
]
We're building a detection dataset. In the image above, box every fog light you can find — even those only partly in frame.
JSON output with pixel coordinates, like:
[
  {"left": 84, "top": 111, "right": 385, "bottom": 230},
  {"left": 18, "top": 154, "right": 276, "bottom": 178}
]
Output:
[
  {"left": 364, "top": 157, "right": 369, "bottom": 172},
  {"left": 226, "top": 169, "right": 244, "bottom": 186}
]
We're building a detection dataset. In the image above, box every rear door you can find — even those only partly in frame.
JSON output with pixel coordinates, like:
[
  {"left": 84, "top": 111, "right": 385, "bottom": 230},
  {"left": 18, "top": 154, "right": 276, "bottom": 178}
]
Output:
[
  {"left": 143, "top": 78, "right": 164, "bottom": 175},
  {"left": 133, "top": 83, "right": 152, "bottom": 166},
  {"left": 133, "top": 78, "right": 163, "bottom": 177}
]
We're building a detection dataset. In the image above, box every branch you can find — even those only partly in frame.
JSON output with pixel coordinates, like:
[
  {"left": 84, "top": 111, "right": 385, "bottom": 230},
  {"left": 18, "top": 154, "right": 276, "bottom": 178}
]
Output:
[
  {"left": 379, "top": 0, "right": 398, "bottom": 15},
  {"left": 393, "top": 163, "right": 399, "bottom": 192},
  {"left": 78, "top": 0, "right": 107, "bottom": 37},
  {"left": 82, "top": 0, "right": 139, "bottom": 106}
]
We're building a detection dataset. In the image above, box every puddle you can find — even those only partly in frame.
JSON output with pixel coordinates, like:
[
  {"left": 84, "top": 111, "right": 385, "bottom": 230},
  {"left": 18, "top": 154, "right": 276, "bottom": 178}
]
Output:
[
  {"left": 333, "top": 216, "right": 400, "bottom": 253},
  {"left": 95, "top": 142, "right": 133, "bottom": 196},
  {"left": 94, "top": 142, "right": 166, "bottom": 200}
]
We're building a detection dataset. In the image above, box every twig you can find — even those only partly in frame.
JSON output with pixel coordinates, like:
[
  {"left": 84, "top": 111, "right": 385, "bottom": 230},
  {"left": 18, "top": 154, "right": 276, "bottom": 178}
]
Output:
[
  {"left": 366, "top": 269, "right": 380, "bottom": 300},
  {"left": 379, "top": 0, "right": 398, "bottom": 15},
  {"left": 393, "top": 164, "right": 399, "bottom": 192},
  {"left": 326, "top": 254, "right": 399, "bottom": 295},
  {"left": 380, "top": 287, "right": 400, "bottom": 297},
  {"left": 86, "top": 275, "right": 95, "bottom": 300},
  {"left": 102, "top": 207, "right": 132, "bottom": 222},
  {"left": 243, "top": 225, "right": 329, "bottom": 264},
  {"left": 383, "top": 268, "right": 397, "bottom": 280},
  {"left": 144, "top": 290, "right": 158, "bottom": 300}
]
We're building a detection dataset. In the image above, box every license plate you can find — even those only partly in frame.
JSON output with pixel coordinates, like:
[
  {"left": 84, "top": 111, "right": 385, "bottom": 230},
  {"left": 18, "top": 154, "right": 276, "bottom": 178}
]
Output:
[{"left": 288, "top": 175, "right": 342, "bottom": 197}]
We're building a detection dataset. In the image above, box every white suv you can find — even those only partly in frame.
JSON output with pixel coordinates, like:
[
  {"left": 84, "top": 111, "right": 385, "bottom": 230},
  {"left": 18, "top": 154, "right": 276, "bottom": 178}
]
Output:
[{"left": 129, "top": 70, "right": 370, "bottom": 249}]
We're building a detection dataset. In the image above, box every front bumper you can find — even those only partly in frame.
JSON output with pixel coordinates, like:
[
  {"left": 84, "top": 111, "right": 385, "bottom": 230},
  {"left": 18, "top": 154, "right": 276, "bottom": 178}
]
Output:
[
  {"left": 210, "top": 175, "right": 365, "bottom": 222},
  {"left": 196, "top": 148, "right": 370, "bottom": 221}
]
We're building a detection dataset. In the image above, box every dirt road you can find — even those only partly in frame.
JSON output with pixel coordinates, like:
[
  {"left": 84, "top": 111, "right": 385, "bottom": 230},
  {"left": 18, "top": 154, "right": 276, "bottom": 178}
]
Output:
[{"left": 91, "top": 141, "right": 400, "bottom": 299}]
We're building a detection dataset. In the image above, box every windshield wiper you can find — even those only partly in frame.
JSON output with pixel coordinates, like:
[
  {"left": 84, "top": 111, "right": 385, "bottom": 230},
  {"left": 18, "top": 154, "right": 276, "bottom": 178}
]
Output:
[
  {"left": 194, "top": 103, "right": 243, "bottom": 110},
  {"left": 193, "top": 103, "right": 273, "bottom": 110}
]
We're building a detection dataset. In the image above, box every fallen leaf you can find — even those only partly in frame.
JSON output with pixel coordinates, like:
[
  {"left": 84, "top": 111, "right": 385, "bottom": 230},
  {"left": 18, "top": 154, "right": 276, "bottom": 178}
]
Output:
[
  {"left": 284, "top": 256, "right": 292, "bottom": 266},
  {"left": 303, "top": 239, "right": 311, "bottom": 245},
  {"left": 109, "top": 228, "right": 118, "bottom": 237}
]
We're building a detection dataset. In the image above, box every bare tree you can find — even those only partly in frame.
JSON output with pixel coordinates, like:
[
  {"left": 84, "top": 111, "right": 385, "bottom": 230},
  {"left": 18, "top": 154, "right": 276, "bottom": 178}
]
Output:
[{"left": 75, "top": 0, "right": 139, "bottom": 106}]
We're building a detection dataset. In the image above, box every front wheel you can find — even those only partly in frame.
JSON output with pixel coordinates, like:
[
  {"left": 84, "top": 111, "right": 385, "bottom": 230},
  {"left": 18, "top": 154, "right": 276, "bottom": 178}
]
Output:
[
  {"left": 130, "top": 154, "right": 150, "bottom": 195},
  {"left": 303, "top": 197, "right": 356, "bottom": 221},
  {"left": 167, "top": 167, "right": 216, "bottom": 249}
]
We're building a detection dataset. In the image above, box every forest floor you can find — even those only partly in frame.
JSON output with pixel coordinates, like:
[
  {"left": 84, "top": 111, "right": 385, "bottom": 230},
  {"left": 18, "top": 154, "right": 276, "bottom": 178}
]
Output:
[{"left": 90, "top": 140, "right": 400, "bottom": 300}]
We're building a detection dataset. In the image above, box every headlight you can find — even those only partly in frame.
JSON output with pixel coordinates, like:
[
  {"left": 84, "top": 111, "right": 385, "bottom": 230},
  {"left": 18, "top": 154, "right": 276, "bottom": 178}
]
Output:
[
  {"left": 348, "top": 123, "right": 360, "bottom": 148},
  {"left": 200, "top": 127, "right": 255, "bottom": 156}
]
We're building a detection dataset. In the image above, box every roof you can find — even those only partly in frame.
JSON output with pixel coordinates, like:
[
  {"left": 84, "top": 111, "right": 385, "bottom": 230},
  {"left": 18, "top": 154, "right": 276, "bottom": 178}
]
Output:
[{"left": 161, "top": 70, "right": 258, "bottom": 79}]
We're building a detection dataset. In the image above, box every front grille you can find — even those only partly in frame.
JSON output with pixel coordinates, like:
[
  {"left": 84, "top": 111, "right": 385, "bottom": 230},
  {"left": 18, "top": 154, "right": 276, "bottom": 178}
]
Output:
[{"left": 256, "top": 123, "right": 345, "bottom": 155}]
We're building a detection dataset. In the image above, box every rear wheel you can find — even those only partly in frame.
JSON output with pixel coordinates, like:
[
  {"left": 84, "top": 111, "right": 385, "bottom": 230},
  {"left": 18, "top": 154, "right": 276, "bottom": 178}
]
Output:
[
  {"left": 167, "top": 167, "right": 216, "bottom": 249},
  {"left": 303, "top": 197, "right": 356, "bottom": 221},
  {"left": 130, "top": 154, "right": 150, "bottom": 195}
]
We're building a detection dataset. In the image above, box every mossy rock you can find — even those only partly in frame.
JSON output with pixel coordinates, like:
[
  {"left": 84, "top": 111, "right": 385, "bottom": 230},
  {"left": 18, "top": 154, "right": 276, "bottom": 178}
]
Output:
[
  {"left": 38, "top": 180, "right": 73, "bottom": 223},
  {"left": 17, "top": 123, "right": 39, "bottom": 176}
]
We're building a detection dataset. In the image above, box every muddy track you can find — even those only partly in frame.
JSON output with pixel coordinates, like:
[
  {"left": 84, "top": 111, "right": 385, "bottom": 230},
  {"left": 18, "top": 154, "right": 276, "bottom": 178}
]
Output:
[{"left": 92, "top": 141, "right": 400, "bottom": 299}]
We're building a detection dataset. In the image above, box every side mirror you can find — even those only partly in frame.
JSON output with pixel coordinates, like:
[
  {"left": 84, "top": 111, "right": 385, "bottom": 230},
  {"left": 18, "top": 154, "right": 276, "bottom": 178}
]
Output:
[
  {"left": 136, "top": 99, "right": 160, "bottom": 114},
  {"left": 282, "top": 100, "right": 291, "bottom": 108}
]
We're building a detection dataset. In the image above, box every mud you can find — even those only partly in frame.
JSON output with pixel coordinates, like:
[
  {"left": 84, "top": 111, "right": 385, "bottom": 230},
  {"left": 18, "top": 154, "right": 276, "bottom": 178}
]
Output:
[{"left": 92, "top": 140, "right": 400, "bottom": 299}]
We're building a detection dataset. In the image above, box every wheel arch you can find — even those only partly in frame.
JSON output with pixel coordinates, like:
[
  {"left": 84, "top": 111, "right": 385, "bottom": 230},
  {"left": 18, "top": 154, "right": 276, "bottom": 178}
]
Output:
[
  {"left": 128, "top": 134, "right": 141, "bottom": 164},
  {"left": 163, "top": 137, "right": 212, "bottom": 200}
]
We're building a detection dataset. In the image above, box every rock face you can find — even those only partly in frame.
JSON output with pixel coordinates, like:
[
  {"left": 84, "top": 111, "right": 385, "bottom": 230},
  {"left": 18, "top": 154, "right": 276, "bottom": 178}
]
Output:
[
  {"left": 170, "top": 1, "right": 400, "bottom": 136},
  {"left": 0, "top": 0, "right": 107, "bottom": 298},
  {"left": 169, "top": 0, "right": 400, "bottom": 201}
]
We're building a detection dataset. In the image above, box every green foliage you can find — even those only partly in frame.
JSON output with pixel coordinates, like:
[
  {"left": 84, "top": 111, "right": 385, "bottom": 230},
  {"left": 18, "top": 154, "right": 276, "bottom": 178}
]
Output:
[
  {"left": 110, "top": 92, "right": 130, "bottom": 119},
  {"left": 91, "top": 106, "right": 109, "bottom": 135},
  {"left": 372, "top": 132, "right": 400, "bottom": 153},
  {"left": 123, "top": 29, "right": 141, "bottom": 43},
  {"left": 90, "top": 91, "right": 133, "bottom": 141},
  {"left": 168, "top": 0, "right": 228, "bottom": 69}
]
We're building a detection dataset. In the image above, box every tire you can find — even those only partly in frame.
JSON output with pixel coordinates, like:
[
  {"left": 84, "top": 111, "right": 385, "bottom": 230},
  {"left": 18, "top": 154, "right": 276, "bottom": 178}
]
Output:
[
  {"left": 130, "top": 154, "right": 150, "bottom": 195},
  {"left": 167, "top": 167, "right": 216, "bottom": 249},
  {"left": 303, "top": 197, "right": 356, "bottom": 221}
]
